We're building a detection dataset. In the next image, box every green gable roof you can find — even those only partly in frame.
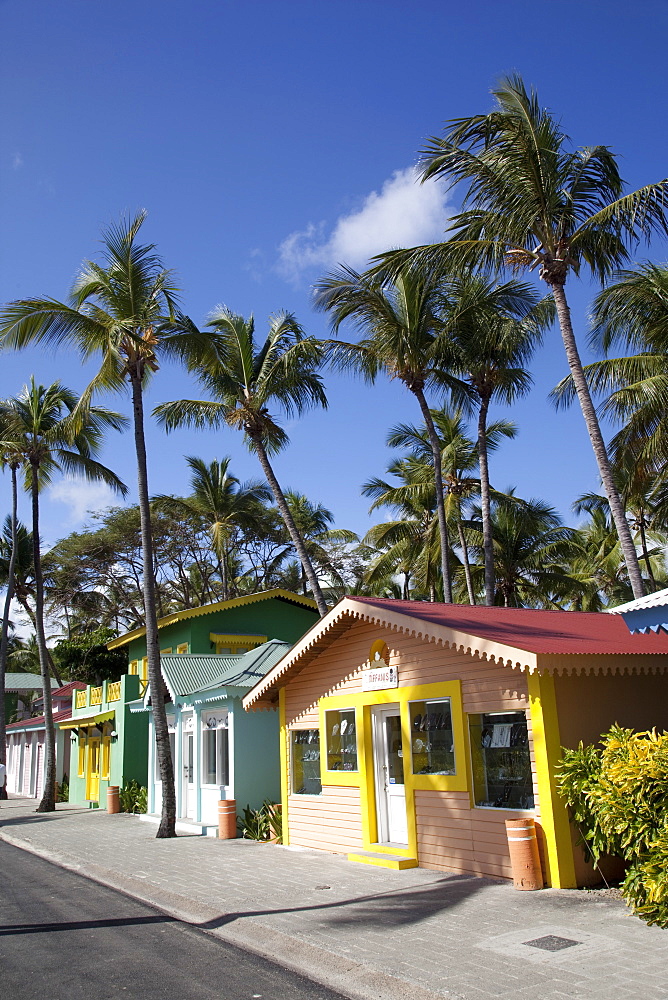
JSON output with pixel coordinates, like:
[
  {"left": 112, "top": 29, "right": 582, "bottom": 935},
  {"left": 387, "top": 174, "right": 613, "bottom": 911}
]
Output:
[
  {"left": 160, "top": 639, "right": 292, "bottom": 700},
  {"left": 4, "top": 673, "right": 58, "bottom": 691}
]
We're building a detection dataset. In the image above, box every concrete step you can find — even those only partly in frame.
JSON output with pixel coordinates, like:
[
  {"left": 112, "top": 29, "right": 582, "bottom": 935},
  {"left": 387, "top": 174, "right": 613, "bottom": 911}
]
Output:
[
  {"left": 347, "top": 850, "right": 418, "bottom": 870},
  {"left": 139, "top": 814, "right": 219, "bottom": 837}
]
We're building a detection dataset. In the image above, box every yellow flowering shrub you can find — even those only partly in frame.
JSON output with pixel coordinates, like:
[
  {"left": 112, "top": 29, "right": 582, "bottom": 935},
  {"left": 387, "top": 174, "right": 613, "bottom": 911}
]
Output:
[{"left": 557, "top": 725, "right": 668, "bottom": 927}]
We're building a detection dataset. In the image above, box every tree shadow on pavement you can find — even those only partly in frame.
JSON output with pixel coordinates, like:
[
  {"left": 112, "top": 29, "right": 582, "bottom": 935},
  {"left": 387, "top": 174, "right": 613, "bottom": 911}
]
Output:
[{"left": 198, "top": 873, "right": 492, "bottom": 933}]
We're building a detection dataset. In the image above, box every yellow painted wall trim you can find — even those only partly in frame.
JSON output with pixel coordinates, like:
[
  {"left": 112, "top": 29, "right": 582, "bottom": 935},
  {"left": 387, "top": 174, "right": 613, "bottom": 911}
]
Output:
[{"left": 528, "top": 670, "right": 577, "bottom": 888}]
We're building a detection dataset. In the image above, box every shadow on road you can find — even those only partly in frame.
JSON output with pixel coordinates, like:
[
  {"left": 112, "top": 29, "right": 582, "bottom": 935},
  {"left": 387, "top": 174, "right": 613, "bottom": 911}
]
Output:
[{"left": 0, "top": 914, "right": 176, "bottom": 936}]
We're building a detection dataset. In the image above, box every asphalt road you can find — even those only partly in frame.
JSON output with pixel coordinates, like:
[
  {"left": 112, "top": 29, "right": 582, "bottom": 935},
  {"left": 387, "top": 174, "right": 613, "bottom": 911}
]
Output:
[{"left": 0, "top": 841, "right": 350, "bottom": 1000}]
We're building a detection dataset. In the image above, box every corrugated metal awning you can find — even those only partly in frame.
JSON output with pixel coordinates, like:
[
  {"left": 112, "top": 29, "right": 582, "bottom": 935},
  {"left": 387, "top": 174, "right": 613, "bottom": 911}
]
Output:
[{"left": 59, "top": 710, "right": 115, "bottom": 730}]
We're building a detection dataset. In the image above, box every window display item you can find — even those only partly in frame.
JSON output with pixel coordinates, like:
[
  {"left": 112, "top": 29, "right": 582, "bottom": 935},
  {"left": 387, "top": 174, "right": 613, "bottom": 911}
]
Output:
[
  {"left": 325, "top": 709, "right": 358, "bottom": 772},
  {"left": 292, "top": 729, "right": 322, "bottom": 795},
  {"left": 409, "top": 698, "right": 455, "bottom": 775},
  {"left": 469, "top": 711, "right": 533, "bottom": 809}
]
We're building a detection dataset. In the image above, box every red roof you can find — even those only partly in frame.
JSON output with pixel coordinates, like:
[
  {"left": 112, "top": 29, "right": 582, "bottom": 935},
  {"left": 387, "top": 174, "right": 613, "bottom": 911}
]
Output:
[
  {"left": 350, "top": 597, "right": 668, "bottom": 656},
  {"left": 6, "top": 707, "right": 74, "bottom": 732}
]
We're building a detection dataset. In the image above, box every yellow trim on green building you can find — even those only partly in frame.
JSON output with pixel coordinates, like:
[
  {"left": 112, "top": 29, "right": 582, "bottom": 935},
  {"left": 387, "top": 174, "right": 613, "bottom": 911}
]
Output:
[{"left": 107, "top": 589, "right": 319, "bottom": 649}]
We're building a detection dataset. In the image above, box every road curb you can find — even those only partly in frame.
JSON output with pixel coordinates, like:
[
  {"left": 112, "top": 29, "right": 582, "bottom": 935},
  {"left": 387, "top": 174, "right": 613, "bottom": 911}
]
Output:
[{"left": 0, "top": 828, "right": 459, "bottom": 1000}]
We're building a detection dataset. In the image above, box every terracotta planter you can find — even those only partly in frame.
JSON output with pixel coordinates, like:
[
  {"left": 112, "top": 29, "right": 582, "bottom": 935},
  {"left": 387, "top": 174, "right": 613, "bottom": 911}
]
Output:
[
  {"left": 218, "top": 799, "right": 237, "bottom": 840},
  {"left": 106, "top": 785, "right": 120, "bottom": 814},
  {"left": 505, "top": 817, "right": 543, "bottom": 890}
]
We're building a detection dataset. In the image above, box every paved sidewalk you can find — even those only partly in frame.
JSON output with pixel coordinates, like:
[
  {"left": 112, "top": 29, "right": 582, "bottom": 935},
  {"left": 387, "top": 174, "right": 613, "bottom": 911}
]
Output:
[{"left": 1, "top": 797, "right": 666, "bottom": 1000}]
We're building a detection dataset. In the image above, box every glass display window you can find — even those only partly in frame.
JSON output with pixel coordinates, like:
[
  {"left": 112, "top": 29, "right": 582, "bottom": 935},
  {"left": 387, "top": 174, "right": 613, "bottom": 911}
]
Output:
[
  {"left": 469, "top": 711, "right": 534, "bottom": 809},
  {"left": 409, "top": 698, "right": 456, "bottom": 775},
  {"left": 325, "top": 709, "right": 358, "bottom": 772},
  {"left": 202, "top": 713, "right": 229, "bottom": 786},
  {"left": 291, "top": 728, "right": 322, "bottom": 795}
]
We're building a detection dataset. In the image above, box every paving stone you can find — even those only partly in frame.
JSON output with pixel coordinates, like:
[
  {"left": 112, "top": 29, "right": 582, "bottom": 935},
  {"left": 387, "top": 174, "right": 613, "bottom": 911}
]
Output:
[{"left": 1, "top": 796, "right": 666, "bottom": 1000}]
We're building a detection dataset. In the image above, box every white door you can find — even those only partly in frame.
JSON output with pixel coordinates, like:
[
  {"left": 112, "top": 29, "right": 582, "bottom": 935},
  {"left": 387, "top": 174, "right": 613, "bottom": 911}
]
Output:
[
  {"left": 372, "top": 705, "right": 408, "bottom": 845},
  {"left": 182, "top": 729, "right": 195, "bottom": 818}
]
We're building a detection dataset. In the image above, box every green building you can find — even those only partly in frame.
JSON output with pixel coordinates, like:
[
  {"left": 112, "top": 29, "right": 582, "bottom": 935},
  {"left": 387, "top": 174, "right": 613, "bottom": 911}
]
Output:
[
  {"left": 61, "top": 673, "right": 148, "bottom": 807},
  {"left": 63, "top": 589, "right": 319, "bottom": 821},
  {"left": 108, "top": 588, "right": 319, "bottom": 687}
]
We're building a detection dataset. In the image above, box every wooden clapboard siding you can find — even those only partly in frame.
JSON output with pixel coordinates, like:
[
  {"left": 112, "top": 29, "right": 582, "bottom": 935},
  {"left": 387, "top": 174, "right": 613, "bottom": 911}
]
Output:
[
  {"left": 288, "top": 785, "right": 364, "bottom": 852},
  {"left": 284, "top": 618, "right": 543, "bottom": 880},
  {"left": 415, "top": 789, "right": 519, "bottom": 879}
]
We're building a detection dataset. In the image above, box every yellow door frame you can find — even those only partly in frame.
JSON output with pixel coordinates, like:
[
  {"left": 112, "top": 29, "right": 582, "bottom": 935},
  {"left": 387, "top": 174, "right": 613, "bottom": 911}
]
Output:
[{"left": 86, "top": 737, "right": 101, "bottom": 802}]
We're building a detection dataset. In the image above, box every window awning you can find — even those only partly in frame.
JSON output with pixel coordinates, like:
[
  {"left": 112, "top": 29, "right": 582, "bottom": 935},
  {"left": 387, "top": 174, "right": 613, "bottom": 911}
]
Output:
[{"left": 58, "top": 710, "right": 115, "bottom": 730}]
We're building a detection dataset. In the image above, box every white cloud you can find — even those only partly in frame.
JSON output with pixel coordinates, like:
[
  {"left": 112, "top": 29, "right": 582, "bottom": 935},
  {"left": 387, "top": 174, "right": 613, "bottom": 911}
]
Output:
[
  {"left": 277, "top": 167, "right": 451, "bottom": 283},
  {"left": 49, "top": 479, "right": 117, "bottom": 527},
  {"left": 12, "top": 152, "right": 23, "bottom": 170}
]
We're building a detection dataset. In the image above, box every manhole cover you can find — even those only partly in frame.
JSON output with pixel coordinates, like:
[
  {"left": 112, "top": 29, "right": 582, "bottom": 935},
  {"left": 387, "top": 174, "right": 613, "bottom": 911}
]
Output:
[{"left": 523, "top": 935, "right": 581, "bottom": 952}]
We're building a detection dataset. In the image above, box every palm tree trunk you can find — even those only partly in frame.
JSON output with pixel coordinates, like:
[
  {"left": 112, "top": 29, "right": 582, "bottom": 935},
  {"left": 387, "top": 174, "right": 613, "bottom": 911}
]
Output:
[
  {"left": 0, "top": 464, "right": 18, "bottom": 776},
  {"left": 220, "top": 543, "right": 229, "bottom": 602},
  {"left": 477, "top": 395, "right": 495, "bottom": 606},
  {"left": 457, "top": 517, "right": 476, "bottom": 605},
  {"left": 413, "top": 387, "right": 453, "bottom": 603},
  {"left": 637, "top": 512, "right": 657, "bottom": 590},
  {"left": 31, "top": 463, "right": 56, "bottom": 813},
  {"left": 251, "top": 435, "right": 328, "bottom": 616},
  {"left": 130, "top": 370, "right": 176, "bottom": 838},
  {"left": 551, "top": 282, "right": 645, "bottom": 599},
  {"left": 14, "top": 590, "right": 65, "bottom": 687}
]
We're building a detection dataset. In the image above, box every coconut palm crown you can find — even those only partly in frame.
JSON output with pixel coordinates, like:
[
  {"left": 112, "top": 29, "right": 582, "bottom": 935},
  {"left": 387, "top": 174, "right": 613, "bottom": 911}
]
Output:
[{"left": 314, "top": 264, "right": 458, "bottom": 602}]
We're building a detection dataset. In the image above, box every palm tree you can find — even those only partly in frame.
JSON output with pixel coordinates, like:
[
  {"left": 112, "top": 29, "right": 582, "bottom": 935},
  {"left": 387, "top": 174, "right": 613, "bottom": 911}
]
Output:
[
  {"left": 466, "top": 493, "right": 581, "bottom": 608},
  {"left": 375, "top": 76, "right": 668, "bottom": 599},
  {"left": 153, "top": 456, "right": 271, "bottom": 601},
  {"left": 314, "top": 265, "right": 457, "bottom": 601},
  {"left": 6, "top": 379, "right": 125, "bottom": 811},
  {"left": 0, "top": 212, "right": 203, "bottom": 835},
  {"left": 567, "top": 500, "right": 636, "bottom": 610},
  {"left": 568, "top": 264, "right": 668, "bottom": 474},
  {"left": 387, "top": 407, "right": 516, "bottom": 604},
  {"left": 362, "top": 456, "right": 444, "bottom": 600},
  {"left": 153, "top": 308, "right": 330, "bottom": 616},
  {"left": 435, "top": 273, "right": 551, "bottom": 605},
  {"left": 283, "top": 491, "right": 358, "bottom": 597}
]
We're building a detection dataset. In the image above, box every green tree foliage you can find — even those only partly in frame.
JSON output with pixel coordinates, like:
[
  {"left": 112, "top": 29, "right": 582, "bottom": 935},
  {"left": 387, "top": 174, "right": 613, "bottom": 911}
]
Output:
[
  {"left": 152, "top": 456, "right": 271, "bottom": 601},
  {"left": 465, "top": 492, "right": 581, "bottom": 608},
  {"left": 51, "top": 627, "right": 127, "bottom": 685},
  {"left": 558, "top": 727, "right": 668, "bottom": 927}
]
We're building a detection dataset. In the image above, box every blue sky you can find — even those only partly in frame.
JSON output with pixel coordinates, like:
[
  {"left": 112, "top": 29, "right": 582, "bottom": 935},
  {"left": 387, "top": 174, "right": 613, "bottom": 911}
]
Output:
[{"left": 1, "top": 0, "right": 667, "bottom": 552}]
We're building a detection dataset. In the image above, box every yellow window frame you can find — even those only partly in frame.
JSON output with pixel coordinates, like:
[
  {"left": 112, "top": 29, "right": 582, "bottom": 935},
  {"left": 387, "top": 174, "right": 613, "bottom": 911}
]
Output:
[
  {"left": 101, "top": 736, "right": 111, "bottom": 779},
  {"left": 176, "top": 643, "right": 189, "bottom": 654},
  {"left": 210, "top": 633, "right": 267, "bottom": 654},
  {"left": 77, "top": 735, "right": 86, "bottom": 777}
]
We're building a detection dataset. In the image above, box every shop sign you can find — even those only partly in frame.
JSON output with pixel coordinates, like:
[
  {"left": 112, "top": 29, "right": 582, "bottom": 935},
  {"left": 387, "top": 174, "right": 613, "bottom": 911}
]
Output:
[{"left": 362, "top": 664, "right": 398, "bottom": 690}]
